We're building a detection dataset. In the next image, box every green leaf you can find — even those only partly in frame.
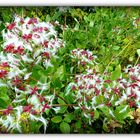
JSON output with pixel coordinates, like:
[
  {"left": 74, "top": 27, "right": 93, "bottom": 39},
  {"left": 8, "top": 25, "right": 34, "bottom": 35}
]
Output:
[
  {"left": 98, "top": 106, "right": 110, "bottom": 118},
  {"left": 60, "top": 122, "right": 70, "bottom": 133},
  {"left": 113, "top": 46, "right": 120, "bottom": 51},
  {"left": 29, "top": 121, "right": 43, "bottom": 133},
  {"left": 0, "top": 86, "right": 11, "bottom": 104},
  {"left": 94, "top": 110, "right": 99, "bottom": 119},
  {"left": 64, "top": 116, "right": 71, "bottom": 123},
  {"left": 137, "top": 49, "right": 140, "bottom": 57},
  {"left": 95, "top": 95, "right": 104, "bottom": 105},
  {"left": 89, "top": 21, "right": 94, "bottom": 27},
  {"left": 74, "top": 23, "right": 79, "bottom": 30},
  {"left": 75, "top": 120, "right": 82, "bottom": 129},
  {"left": 51, "top": 116, "right": 62, "bottom": 123},
  {"left": 52, "top": 78, "right": 63, "bottom": 88},
  {"left": 111, "top": 65, "right": 121, "bottom": 80},
  {"left": 0, "top": 98, "right": 9, "bottom": 109},
  {"left": 58, "top": 97, "right": 65, "bottom": 104},
  {"left": 65, "top": 94, "right": 74, "bottom": 104},
  {"left": 45, "top": 109, "right": 50, "bottom": 115},
  {"left": 54, "top": 65, "right": 65, "bottom": 80},
  {"left": 103, "top": 122, "right": 109, "bottom": 132},
  {"left": 57, "top": 97, "right": 68, "bottom": 114},
  {"left": 64, "top": 114, "right": 75, "bottom": 123},
  {"left": 114, "top": 105, "right": 130, "bottom": 121},
  {"left": 57, "top": 106, "right": 67, "bottom": 114},
  {"left": 0, "top": 23, "right": 5, "bottom": 32}
]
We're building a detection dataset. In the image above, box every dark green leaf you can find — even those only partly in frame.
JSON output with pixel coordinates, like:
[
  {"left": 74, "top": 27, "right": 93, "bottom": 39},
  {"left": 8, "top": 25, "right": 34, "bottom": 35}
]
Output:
[
  {"left": 51, "top": 116, "right": 62, "bottom": 123},
  {"left": 60, "top": 122, "right": 70, "bottom": 133}
]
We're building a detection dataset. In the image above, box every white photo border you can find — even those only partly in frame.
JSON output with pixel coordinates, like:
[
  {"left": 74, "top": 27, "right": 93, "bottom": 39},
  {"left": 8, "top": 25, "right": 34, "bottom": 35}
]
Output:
[
  {"left": 0, "top": 0, "right": 139, "bottom": 6},
  {"left": 0, "top": 1, "right": 139, "bottom": 140}
]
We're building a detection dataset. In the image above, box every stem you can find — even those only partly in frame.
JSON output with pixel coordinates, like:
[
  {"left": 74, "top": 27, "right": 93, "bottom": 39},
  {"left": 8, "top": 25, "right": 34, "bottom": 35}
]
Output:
[
  {"left": 134, "top": 56, "right": 140, "bottom": 66},
  {"left": 64, "top": 14, "right": 67, "bottom": 28},
  {"left": 96, "top": 22, "right": 103, "bottom": 49},
  {"left": 51, "top": 104, "right": 78, "bottom": 107},
  {"left": 55, "top": 93, "right": 68, "bottom": 104},
  {"left": 103, "top": 41, "right": 133, "bottom": 74}
]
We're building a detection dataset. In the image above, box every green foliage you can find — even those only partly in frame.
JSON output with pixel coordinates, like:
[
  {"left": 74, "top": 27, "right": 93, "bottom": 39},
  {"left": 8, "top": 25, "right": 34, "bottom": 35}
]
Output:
[
  {"left": 51, "top": 116, "right": 62, "bottom": 123},
  {"left": 60, "top": 122, "right": 70, "bottom": 133},
  {"left": 111, "top": 65, "right": 121, "bottom": 81},
  {"left": 0, "top": 7, "right": 140, "bottom": 134}
]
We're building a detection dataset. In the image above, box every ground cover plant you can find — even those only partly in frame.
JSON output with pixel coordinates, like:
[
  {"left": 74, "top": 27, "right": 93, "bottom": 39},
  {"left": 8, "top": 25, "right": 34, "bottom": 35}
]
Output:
[{"left": 0, "top": 7, "right": 140, "bottom": 134}]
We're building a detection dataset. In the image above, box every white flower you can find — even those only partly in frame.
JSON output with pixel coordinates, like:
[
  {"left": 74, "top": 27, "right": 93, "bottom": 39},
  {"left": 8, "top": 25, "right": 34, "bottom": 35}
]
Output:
[
  {"left": 43, "top": 60, "right": 53, "bottom": 68},
  {"left": 21, "top": 55, "right": 33, "bottom": 63},
  {"left": 7, "top": 68, "right": 27, "bottom": 79},
  {"left": 38, "top": 116, "right": 48, "bottom": 133},
  {"left": 24, "top": 72, "right": 32, "bottom": 80},
  {"left": 27, "top": 94, "right": 41, "bottom": 108}
]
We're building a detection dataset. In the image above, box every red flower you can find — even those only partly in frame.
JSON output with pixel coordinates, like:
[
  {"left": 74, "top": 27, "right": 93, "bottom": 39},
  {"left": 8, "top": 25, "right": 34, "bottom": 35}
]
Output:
[
  {"left": 129, "top": 83, "right": 138, "bottom": 89},
  {"left": 81, "top": 61, "right": 86, "bottom": 65},
  {"left": 1, "top": 62, "right": 9, "bottom": 67},
  {"left": 13, "top": 46, "right": 24, "bottom": 55},
  {"left": 90, "top": 112, "right": 94, "bottom": 117},
  {"left": 3, "top": 105, "right": 13, "bottom": 115},
  {"left": 106, "top": 102, "right": 112, "bottom": 107},
  {"left": 44, "top": 27, "right": 48, "bottom": 31},
  {"left": 31, "top": 110, "right": 38, "bottom": 115},
  {"left": 28, "top": 18, "right": 37, "bottom": 24},
  {"left": 113, "top": 88, "right": 120, "bottom": 95},
  {"left": 104, "top": 79, "right": 112, "bottom": 83},
  {"left": 87, "top": 75, "right": 93, "bottom": 79},
  {"left": 12, "top": 76, "right": 22, "bottom": 86},
  {"left": 89, "top": 55, "right": 93, "bottom": 60},
  {"left": 96, "top": 79, "right": 101, "bottom": 84},
  {"left": 37, "top": 94, "right": 45, "bottom": 102},
  {"left": 42, "top": 103, "right": 51, "bottom": 112},
  {"left": 95, "top": 87, "right": 100, "bottom": 96},
  {"left": 33, "top": 27, "right": 43, "bottom": 33},
  {"left": 16, "top": 46, "right": 24, "bottom": 55},
  {"left": 128, "top": 93, "right": 137, "bottom": 99},
  {"left": 7, "top": 22, "right": 16, "bottom": 30},
  {"left": 81, "top": 50, "right": 88, "bottom": 56},
  {"left": 30, "top": 86, "right": 39, "bottom": 95},
  {"left": 88, "top": 84, "right": 94, "bottom": 89},
  {"left": 129, "top": 101, "right": 136, "bottom": 108},
  {"left": 79, "top": 85, "right": 84, "bottom": 90},
  {"left": 129, "top": 68, "right": 135, "bottom": 73},
  {"left": 0, "top": 70, "right": 8, "bottom": 78},
  {"left": 4, "top": 44, "right": 14, "bottom": 53},
  {"left": 20, "top": 18, "right": 24, "bottom": 24},
  {"left": 22, "top": 34, "right": 32, "bottom": 42},
  {"left": 42, "top": 52, "right": 50, "bottom": 59},
  {"left": 44, "top": 41, "right": 49, "bottom": 48},
  {"left": 18, "top": 85, "right": 25, "bottom": 91},
  {"left": 130, "top": 76, "right": 137, "bottom": 81},
  {"left": 23, "top": 105, "right": 32, "bottom": 112},
  {"left": 72, "top": 85, "right": 77, "bottom": 91}
]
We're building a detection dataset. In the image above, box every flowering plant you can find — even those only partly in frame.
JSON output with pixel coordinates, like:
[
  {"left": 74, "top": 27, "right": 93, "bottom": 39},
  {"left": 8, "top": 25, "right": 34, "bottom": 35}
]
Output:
[
  {"left": 0, "top": 10, "right": 140, "bottom": 134},
  {"left": 0, "top": 15, "right": 64, "bottom": 133}
]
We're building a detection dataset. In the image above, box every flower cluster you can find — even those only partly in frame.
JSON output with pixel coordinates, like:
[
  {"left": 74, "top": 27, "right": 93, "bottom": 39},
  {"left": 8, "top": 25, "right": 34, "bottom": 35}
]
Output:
[
  {"left": 71, "top": 48, "right": 97, "bottom": 66},
  {"left": 67, "top": 49, "right": 140, "bottom": 124},
  {"left": 0, "top": 15, "right": 64, "bottom": 133},
  {"left": 1, "top": 15, "right": 140, "bottom": 133}
]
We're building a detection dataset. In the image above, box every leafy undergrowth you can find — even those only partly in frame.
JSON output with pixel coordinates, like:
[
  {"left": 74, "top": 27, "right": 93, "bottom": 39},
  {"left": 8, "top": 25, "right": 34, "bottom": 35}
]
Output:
[{"left": 0, "top": 7, "right": 140, "bottom": 134}]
